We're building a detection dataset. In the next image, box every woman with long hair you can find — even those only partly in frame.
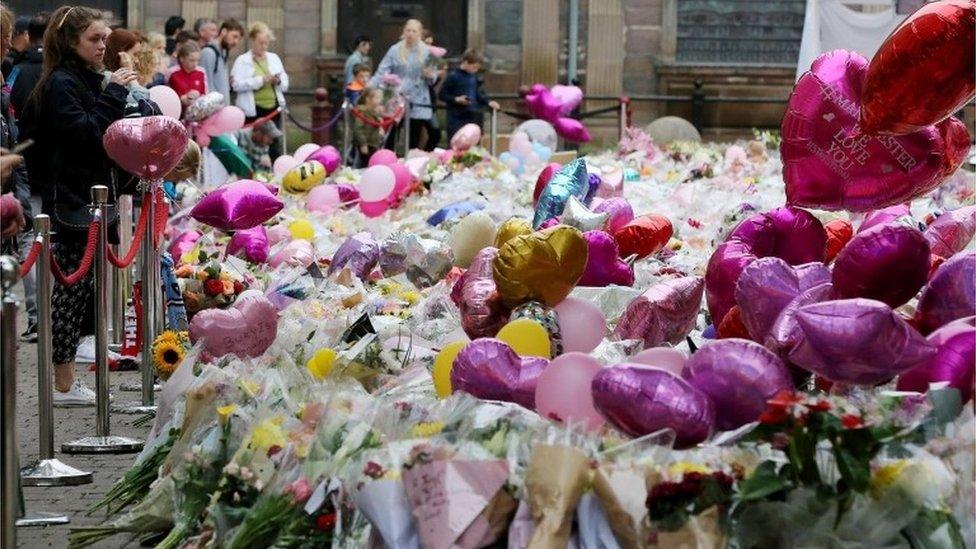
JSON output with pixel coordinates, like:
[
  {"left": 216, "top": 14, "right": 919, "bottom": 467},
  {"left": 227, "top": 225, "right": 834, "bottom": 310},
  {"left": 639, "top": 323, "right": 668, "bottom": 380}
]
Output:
[
  {"left": 26, "top": 5, "right": 136, "bottom": 406},
  {"left": 371, "top": 19, "right": 441, "bottom": 151},
  {"left": 231, "top": 21, "right": 288, "bottom": 160}
]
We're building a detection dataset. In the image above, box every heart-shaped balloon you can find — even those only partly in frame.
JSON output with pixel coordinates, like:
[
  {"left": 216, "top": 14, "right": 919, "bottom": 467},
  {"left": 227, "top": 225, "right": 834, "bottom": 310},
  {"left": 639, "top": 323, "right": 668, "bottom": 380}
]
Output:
[
  {"left": 897, "top": 330, "right": 975, "bottom": 403},
  {"left": 493, "top": 217, "right": 533, "bottom": 249},
  {"left": 781, "top": 50, "right": 970, "bottom": 211},
  {"left": 765, "top": 282, "right": 835, "bottom": 359},
  {"left": 596, "top": 168, "right": 624, "bottom": 199},
  {"left": 577, "top": 231, "right": 634, "bottom": 287},
  {"left": 591, "top": 365, "right": 714, "bottom": 448},
  {"left": 533, "top": 158, "right": 589, "bottom": 228},
  {"left": 915, "top": 251, "right": 976, "bottom": 334},
  {"left": 614, "top": 276, "right": 704, "bottom": 348},
  {"left": 550, "top": 85, "right": 584, "bottom": 115},
  {"left": 857, "top": 204, "right": 912, "bottom": 234},
  {"left": 592, "top": 198, "right": 634, "bottom": 234},
  {"left": 188, "top": 294, "right": 278, "bottom": 358},
  {"left": 306, "top": 145, "right": 341, "bottom": 175},
  {"left": 493, "top": 225, "right": 588, "bottom": 308},
  {"left": 190, "top": 179, "right": 284, "bottom": 230},
  {"left": 452, "top": 247, "right": 511, "bottom": 339},
  {"left": 227, "top": 225, "right": 269, "bottom": 263},
  {"left": 832, "top": 223, "right": 930, "bottom": 307},
  {"left": 612, "top": 214, "right": 673, "bottom": 259},
  {"left": 553, "top": 117, "right": 591, "bottom": 143},
  {"left": 681, "top": 339, "right": 793, "bottom": 431},
  {"left": 103, "top": 116, "right": 190, "bottom": 181},
  {"left": 328, "top": 232, "right": 380, "bottom": 281},
  {"left": 924, "top": 205, "right": 976, "bottom": 258},
  {"left": 824, "top": 219, "right": 853, "bottom": 262},
  {"left": 533, "top": 163, "right": 561, "bottom": 206},
  {"left": 561, "top": 196, "right": 608, "bottom": 232},
  {"left": 525, "top": 85, "right": 564, "bottom": 122},
  {"left": 450, "top": 338, "right": 549, "bottom": 409},
  {"left": 735, "top": 258, "right": 831, "bottom": 343}
]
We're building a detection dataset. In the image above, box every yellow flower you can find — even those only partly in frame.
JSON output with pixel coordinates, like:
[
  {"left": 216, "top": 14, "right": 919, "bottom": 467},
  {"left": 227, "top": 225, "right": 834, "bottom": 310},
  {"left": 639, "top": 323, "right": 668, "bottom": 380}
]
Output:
[
  {"left": 409, "top": 421, "right": 444, "bottom": 438},
  {"left": 306, "top": 348, "right": 338, "bottom": 380},
  {"left": 241, "top": 379, "right": 261, "bottom": 397},
  {"left": 381, "top": 469, "right": 401, "bottom": 481},
  {"left": 217, "top": 404, "right": 237, "bottom": 425},
  {"left": 249, "top": 418, "right": 287, "bottom": 452},
  {"left": 668, "top": 462, "right": 711, "bottom": 478},
  {"left": 871, "top": 460, "right": 909, "bottom": 498},
  {"left": 399, "top": 290, "right": 420, "bottom": 305}
]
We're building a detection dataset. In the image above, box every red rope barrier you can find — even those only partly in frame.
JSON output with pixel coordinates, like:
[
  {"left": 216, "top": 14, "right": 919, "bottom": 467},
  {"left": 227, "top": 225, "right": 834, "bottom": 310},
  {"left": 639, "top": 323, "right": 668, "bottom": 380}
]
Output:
[
  {"left": 107, "top": 191, "right": 152, "bottom": 269},
  {"left": 51, "top": 221, "right": 100, "bottom": 287},
  {"left": 350, "top": 106, "right": 403, "bottom": 130},
  {"left": 153, "top": 191, "right": 168, "bottom": 249},
  {"left": 18, "top": 238, "right": 42, "bottom": 278}
]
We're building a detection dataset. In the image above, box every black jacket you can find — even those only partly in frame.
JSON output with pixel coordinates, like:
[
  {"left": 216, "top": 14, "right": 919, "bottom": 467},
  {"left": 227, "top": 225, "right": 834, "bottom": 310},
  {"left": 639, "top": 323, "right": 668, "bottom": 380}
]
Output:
[
  {"left": 438, "top": 68, "right": 490, "bottom": 114},
  {"left": 9, "top": 46, "right": 43, "bottom": 121}
]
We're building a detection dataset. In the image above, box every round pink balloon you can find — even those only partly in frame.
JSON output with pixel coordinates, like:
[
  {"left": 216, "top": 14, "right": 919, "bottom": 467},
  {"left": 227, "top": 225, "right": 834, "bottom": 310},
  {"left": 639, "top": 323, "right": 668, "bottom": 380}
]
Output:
[
  {"left": 368, "top": 149, "right": 398, "bottom": 166},
  {"left": 450, "top": 123, "right": 482, "bottom": 152},
  {"left": 211, "top": 106, "right": 246, "bottom": 133},
  {"left": 553, "top": 296, "right": 607, "bottom": 353},
  {"left": 147, "top": 86, "right": 181, "bottom": 119},
  {"left": 389, "top": 162, "right": 412, "bottom": 198},
  {"left": 188, "top": 294, "right": 278, "bottom": 358},
  {"left": 306, "top": 185, "right": 340, "bottom": 213},
  {"left": 293, "top": 143, "right": 320, "bottom": 163},
  {"left": 832, "top": 223, "right": 930, "bottom": 307},
  {"left": 268, "top": 239, "right": 314, "bottom": 269},
  {"left": 631, "top": 347, "right": 687, "bottom": 377},
  {"left": 359, "top": 165, "right": 396, "bottom": 202},
  {"left": 534, "top": 352, "right": 605, "bottom": 431},
  {"left": 306, "top": 145, "right": 341, "bottom": 174},
  {"left": 103, "top": 116, "right": 190, "bottom": 180},
  {"left": 273, "top": 154, "right": 299, "bottom": 177},
  {"left": 359, "top": 199, "right": 388, "bottom": 218}
]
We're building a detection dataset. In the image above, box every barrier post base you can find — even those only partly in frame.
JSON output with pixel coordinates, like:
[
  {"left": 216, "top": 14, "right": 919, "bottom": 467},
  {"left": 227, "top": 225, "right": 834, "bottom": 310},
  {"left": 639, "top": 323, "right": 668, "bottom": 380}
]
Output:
[
  {"left": 20, "top": 458, "right": 93, "bottom": 486},
  {"left": 61, "top": 436, "right": 143, "bottom": 454},
  {"left": 119, "top": 381, "right": 160, "bottom": 393},
  {"left": 16, "top": 512, "right": 69, "bottom": 526},
  {"left": 110, "top": 403, "right": 157, "bottom": 415}
]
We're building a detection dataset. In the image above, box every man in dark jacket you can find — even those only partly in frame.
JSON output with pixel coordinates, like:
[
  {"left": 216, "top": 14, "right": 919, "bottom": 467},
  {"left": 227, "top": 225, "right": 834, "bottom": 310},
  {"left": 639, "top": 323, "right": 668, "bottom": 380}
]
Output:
[
  {"left": 9, "top": 12, "right": 47, "bottom": 117},
  {"left": 438, "top": 49, "right": 499, "bottom": 141}
]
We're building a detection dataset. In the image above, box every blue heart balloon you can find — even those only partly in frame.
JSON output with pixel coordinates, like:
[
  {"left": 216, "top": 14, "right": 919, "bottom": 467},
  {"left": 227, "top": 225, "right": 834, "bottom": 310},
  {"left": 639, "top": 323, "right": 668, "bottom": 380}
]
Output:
[{"left": 532, "top": 158, "right": 588, "bottom": 229}]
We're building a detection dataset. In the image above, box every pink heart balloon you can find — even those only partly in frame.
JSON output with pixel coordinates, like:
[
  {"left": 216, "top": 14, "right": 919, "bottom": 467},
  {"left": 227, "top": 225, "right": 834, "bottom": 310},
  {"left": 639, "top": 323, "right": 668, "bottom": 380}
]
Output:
[
  {"left": 897, "top": 330, "right": 975, "bottom": 403},
  {"left": 781, "top": 50, "right": 969, "bottom": 212},
  {"left": 268, "top": 239, "right": 314, "bottom": 269},
  {"left": 553, "top": 117, "right": 591, "bottom": 143},
  {"left": 450, "top": 338, "right": 549, "bottom": 409},
  {"left": 525, "top": 87, "right": 563, "bottom": 121},
  {"left": 103, "top": 116, "right": 189, "bottom": 180},
  {"left": 226, "top": 225, "right": 269, "bottom": 263},
  {"left": 614, "top": 276, "right": 704, "bottom": 348},
  {"left": 734, "top": 257, "right": 831, "bottom": 343},
  {"left": 832, "top": 223, "right": 930, "bottom": 307},
  {"left": 765, "top": 282, "right": 835, "bottom": 360},
  {"left": 550, "top": 85, "right": 583, "bottom": 116},
  {"left": 857, "top": 204, "right": 912, "bottom": 234},
  {"left": 188, "top": 294, "right": 278, "bottom": 358},
  {"left": 915, "top": 251, "right": 976, "bottom": 334},
  {"left": 168, "top": 230, "right": 201, "bottom": 261},
  {"left": 451, "top": 247, "right": 510, "bottom": 339},
  {"left": 925, "top": 205, "right": 976, "bottom": 258},
  {"left": 577, "top": 231, "right": 634, "bottom": 287}
]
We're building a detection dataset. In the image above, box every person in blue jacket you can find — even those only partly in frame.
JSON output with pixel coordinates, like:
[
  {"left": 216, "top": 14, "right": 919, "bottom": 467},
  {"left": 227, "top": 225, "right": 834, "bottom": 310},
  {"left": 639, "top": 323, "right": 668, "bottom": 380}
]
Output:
[{"left": 437, "top": 49, "right": 498, "bottom": 142}]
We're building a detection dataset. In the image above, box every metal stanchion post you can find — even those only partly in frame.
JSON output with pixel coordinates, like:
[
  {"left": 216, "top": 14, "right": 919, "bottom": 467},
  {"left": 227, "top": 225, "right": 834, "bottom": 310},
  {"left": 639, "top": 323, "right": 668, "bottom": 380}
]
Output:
[
  {"left": 280, "top": 108, "right": 289, "bottom": 155},
  {"left": 618, "top": 98, "right": 628, "bottom": 141},
  {"left": 402, "top": 102, "right": 411, "bottom": 157},
  {"left": 21, "top": 215, "right": 93, "bottom": 486},
  {"left": 341, "top": 100, "right": 351, "bottom": 166},
  {"left": 1, "top": 256, "right": 69, "bottom": 533},
  {"left": 112, "top": 195, "right": 133, "bottom": 348},
  {"left": 490, "top": 106, "right": 498, "bottom": 157},
  {"left": 62, "top": 187, "right": 143, "bottom": 454}
]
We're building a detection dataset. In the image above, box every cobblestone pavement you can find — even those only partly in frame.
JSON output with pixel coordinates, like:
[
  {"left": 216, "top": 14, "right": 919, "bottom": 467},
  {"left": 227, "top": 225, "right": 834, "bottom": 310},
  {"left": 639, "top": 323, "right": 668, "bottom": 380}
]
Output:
[{"left": 10, "top": 285, "right": 153, "bottom": 549}]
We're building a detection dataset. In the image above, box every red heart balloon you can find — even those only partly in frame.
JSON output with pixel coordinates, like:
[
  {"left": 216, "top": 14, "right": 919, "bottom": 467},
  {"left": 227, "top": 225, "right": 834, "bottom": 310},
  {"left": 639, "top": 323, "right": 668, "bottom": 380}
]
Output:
[
  {"left": 781, "top": 50, "right": 970, "bottom": 212},
  {"left": 103, "top": 116, "right": 190, "bottom": 180},
  {"left": 860, "top": 0, "right": 975, "bottom": 135},
  {"left": 612, "top": 214, "right": 673, "bottom": 259}
]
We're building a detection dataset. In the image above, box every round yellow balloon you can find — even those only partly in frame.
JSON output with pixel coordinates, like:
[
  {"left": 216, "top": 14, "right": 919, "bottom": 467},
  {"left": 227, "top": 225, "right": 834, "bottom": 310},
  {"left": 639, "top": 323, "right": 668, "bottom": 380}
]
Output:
[
  {"left": 493, "top": 217, "right": 533, "bottom": 249},
  {"left": 496, "top": 318, "right": 551, "bottom": 358},
  {"left": 283, "top": 160, "right": 326, "bottom": 193},
  {"left": 289, "top": 219, "right": 315, "bottom": 241},
  {"left": 307, "top": 348, "right": 337, "bottom": 380},
  {"left": 433, "top": 341, "right": 467, "bottom": 398}
]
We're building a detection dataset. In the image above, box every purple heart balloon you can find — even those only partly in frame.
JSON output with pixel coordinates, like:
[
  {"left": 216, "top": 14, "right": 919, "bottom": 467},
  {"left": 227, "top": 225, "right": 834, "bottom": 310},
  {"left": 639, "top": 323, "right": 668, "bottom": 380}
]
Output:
[
  {"left": 832, "top": 223, "right": 930, "bottom": 307},
  {"left": 227, "top": 225, "right": 270, "bottom": 264},
  {"left": 786, "top": 298, "right": 936, "bottom": 385},
  {"left": 681, "top": 339, "right": 792, "bottom": 431},
  {"left": 897, "top": 330, "right": 975, "bottom": 403},
  {"left": 577, "top": 231, "right": 634, "bottom": 287},
  {"left": 857, "top": 204, "right": 912, "bottom": 234},
  {"left": 592, "top": 365, "right": 714, "bottom": 448},
  {"left": 924, "top": 205, "right": 976, "bottom": 258},
  {"left": 735, "top": 258, "right": 831, "bottom": 343},
  {"left": 705, "top": 206, "right": 826, "bottom": 324},
  {"left": 451, "top": 338, "right": 549, "bottom": 409},
  {"left": 614, "top": 276, "right": 704, "bottom": 348},
  {"left": 766, "top": 282, "right": 835, "bottom": 358},
  {"left": 327, "top": 232, "right": 379, "bottom": 281},
  {"left": 915, "top": 251, "right": 976, "bottom": 334},
  {"left": 781, "top": 50, "right": 962, "bottom": 211},
  {"left": 451, "top": 247, "right": 511, "bottom": 339},
  {"left": 592, "top": 198, "right": 635, "bottom": 234}
]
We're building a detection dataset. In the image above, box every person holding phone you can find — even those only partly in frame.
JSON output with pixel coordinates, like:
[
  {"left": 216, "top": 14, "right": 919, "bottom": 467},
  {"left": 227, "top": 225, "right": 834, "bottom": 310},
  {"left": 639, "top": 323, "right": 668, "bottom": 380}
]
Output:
[{"left": 231, "top": 21, "right": 288, "bottom": 160}]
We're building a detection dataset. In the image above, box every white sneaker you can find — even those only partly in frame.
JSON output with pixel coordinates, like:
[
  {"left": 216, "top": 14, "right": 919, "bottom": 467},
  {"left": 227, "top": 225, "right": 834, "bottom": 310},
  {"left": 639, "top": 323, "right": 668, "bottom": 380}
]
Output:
[
  {"left": 75, "top": 335, "right": 122, "bottom": 364},
  {"left": 53, "top": 381, "right": 97, "bottom": 408}
]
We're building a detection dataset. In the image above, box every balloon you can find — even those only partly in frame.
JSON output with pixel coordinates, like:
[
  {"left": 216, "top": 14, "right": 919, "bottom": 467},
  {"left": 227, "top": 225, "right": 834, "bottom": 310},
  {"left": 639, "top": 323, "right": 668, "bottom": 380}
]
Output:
[
  {"left": 533, "top": 158, "right": 589, "bottom": 228},
  {"left": 210, "top": 106, "right": 246, "bottom": 133},
  {"left": 928, "top": 316, "right": 976, "bottom": 346},
  {"left": 534, "top": 352, "right": 605, "bottom": 431},
  {"left": 858, "top": 204, "right": 912, "bottom": 234},
  {"left": 266, "top": 224, "right": 291, "bottom": 245},
  {"left": 824, "top": 219, "right": 853, "bottom": 262},
  {"left": 525, "top": 87, "right": 563, "bottom": 121},
  {"left": 226, "top": 225, "right": 269, "bottom": 263},
  {"left": 358, "top": 165, "right": 396, "bottom": 202},
  {"left": 496, "top": 318, "right": 552, "bottom": 358},
  {"left": 765, "top": 282, "right": 835, "bottom": 360},
  {"left": 591, "top": 365, "right": 714, "bottom": 448},
  {"left": 190, "top": 179, "right": 284, "bottom": 230},
  {"left": 614, "top": 277, "right": 704, "bottom": 348},
  {"left": 148, "top": 85, "right": 181, "bottom": 119},
  {"left": 359, "top": 200, "right": 388, "bottom": 218},
  {"left": 103, "top": 116, "right": 190, "bottom": 180},
  {"left": 595, "top": 168, "right": 624, "bottom": 199},
  {"left": 327, "top": 231, "right": 380, "bottom": 281},
  {"left": 335, "top": 184, "right": 360, "bottom": 203},
  {"left": 306, "top": 185, "right": 340, "bottom": 213},
  {"left": 781, "top": 50, "right": 971, "bottom": 211},
  {"left": 681, "top": 339, "right": 793, "bottom": 431},
  {"left": 287, "top": 219, "right": 315, "bottom": 241},
  {"left": 268, "top": 239, "right": 314, "bottom": 269},
  {"left": 553, "top": 297, "right": 607, "bottom": 353},
  {"left": 897, "top": 330, "right": 975, "bottom": 403},
  {"left": 592, "top": 198, "right": 634, "bottom": 234},
  {"left": 612, "top": 214, "right": 673, "bottom": 259},
  {"left": 184, "top": 92, "right": 225, "bottom": 122},
  {"left": 168, "top": 230, "right": 201, "bottom": 262},
  {"left": 404, "top": 155, "right": 430, "bottom": 181},
  {"left": 705, "top": 206, "right": 826, "bottom": 325},
  {"left": 493, "top": 217, "right": 533, "bottom": 249},
  {"left": 924, "top": 205, "right": 976, "bottom": 258},
  {"left": 188, "top": 294, "right": 278, "bottom": 358},
  {"left": 450, "top": 123, "right": 482, "bottom": 152},
  {"left": 282, "top": 160, "right": 326, "bottom": 193},
  {"left": 550, "top": 85, "right": 584, "bottom": 116},
  {"left": 450, "top": 338, "right": 549, "bottom": 409},
  {"left": 785, "top": 298, "right": 937, "bottom": 385},
  {"left": 449, "top": 211, "right": 497, "bottom": 268},
  {"left": 577, "top": 230, "right": 634, "bottom": 287},
  {"left": 451, "top": 247, "right": 510, "bottom": 339},
  {"left": 560, "top": 196, "right": 608, "bottom": 232},
  {"left": 553, "top": 117, "right": 591, "bottom": 143},
  {"left": 832, "top": 223, "right": 930, "bottom": 307},
  {"left": 427, "top": 201, "right": 485, "bottom": 227},
  {"left": 509, "top": 131, "right": 533, "bottom": 157},
  {"left": 368, "top": 149, "right": 398, "bottom": 166},
  {"left": 389, "top": 162, "right": 412, "bottom": 198},
  {"left": 514, "top": 119, "right": 558, "bottom": 150},
  {"left": 378, "top": 233, "right": 453, "bottom": 288},
  {"left": 860, "top": 0, "right": 975, "bottom": 135},
  {"left": 194, "top": 132, "right": 211, "bottom": 148},
  {"left": 433, "top": 341, "right": 467, "bottom": 398},
  {"left": 631, "top": 347, "right": 687, "bottom": 377},
  {"left": 915, "top": 251, "right": 976, "bottom": 334},
  {"left": 734, "top": 258, "right": 831, "bottom": 343},
  {"left": 306, "top": 145, "right": 341, "bottom": 174},
  {"left": 533, "top": 163, "right": 561, "bottom": 206},
  {"left": 510, "top": 301, "right": 563, "bottom": 356},
  {"left": 493, "top": 224, "right": 588, "bottom": 308},
  {"left": 293, "top": 143, "right": 320, "bottom": 163},
  {"left": 717, "top": 306, "right": 750, "bottom": 340},
  {"left": 273, "top": 154, "right": 299, "bottom": 177}
]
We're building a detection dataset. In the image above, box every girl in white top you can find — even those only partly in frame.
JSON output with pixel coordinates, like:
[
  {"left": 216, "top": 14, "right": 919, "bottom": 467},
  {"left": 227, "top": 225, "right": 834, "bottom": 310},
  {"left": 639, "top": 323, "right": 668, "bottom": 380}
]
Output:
[{"left": 231, "top": 21, "right": 288, "bottom": 158}]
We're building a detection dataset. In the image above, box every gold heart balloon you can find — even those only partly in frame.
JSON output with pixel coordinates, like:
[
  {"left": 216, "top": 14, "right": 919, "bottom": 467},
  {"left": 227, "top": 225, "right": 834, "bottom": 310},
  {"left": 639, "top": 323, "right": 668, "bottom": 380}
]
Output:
[
  {"left": 493, "top": 217, "right": 533, "bottom": 249},
  {"left": 493, "top": 224, "right": 588, "bottom": 308}
]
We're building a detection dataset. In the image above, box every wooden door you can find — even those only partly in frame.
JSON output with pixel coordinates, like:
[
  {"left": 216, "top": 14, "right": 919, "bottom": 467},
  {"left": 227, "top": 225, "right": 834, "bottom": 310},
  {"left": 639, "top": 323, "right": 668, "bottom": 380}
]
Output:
[{"left": 337, "top": 0, "right": 467, "bottom": 58}]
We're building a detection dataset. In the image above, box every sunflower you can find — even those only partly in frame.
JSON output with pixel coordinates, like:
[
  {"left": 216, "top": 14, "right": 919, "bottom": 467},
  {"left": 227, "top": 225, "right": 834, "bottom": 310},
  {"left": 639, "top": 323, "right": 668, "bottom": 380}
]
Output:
[{"left": 151, "top": 330, "right": 187, "bottom": 380}]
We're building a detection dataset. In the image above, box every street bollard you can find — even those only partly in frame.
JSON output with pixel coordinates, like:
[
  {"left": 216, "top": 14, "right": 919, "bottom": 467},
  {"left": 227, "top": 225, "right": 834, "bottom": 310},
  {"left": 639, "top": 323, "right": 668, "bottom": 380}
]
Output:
[
  {"left": 489, "top": 105, "right": 498, "bottom": 157},
  {"left": 341, "top": 100, "right": 351, "bottom": 165},
  {"left": 1, "top": 256, "right": 70, "bottom": 536},
  {"left": 62, "top": 187, "right": 143, "bottom": 454},
  {"left": 402, "top": 102, "right": 411, "bottom": 158},
  {"left": 20, "top": 215, "right": 93, "bottom": 486}
]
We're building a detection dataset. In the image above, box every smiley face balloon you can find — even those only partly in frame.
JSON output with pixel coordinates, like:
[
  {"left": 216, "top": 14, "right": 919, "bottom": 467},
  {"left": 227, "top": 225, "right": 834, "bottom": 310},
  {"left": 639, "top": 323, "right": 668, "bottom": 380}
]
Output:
[{"left": 282, "top": 160, "right": 326, "bottom": 193}]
